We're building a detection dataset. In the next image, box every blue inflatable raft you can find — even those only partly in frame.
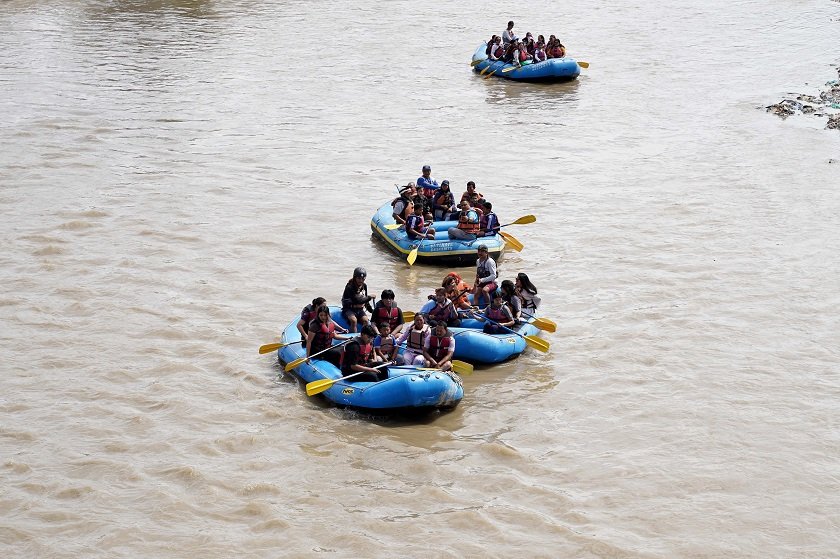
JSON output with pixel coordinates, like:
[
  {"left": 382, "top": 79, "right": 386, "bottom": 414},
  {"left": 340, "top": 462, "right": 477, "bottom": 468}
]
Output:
[
  {"left": 471, "top": 44, "right": 581, "bottom": 82},
  {"left": 278, "top": 307, "right": 464, "bottom": 414},
  {"left": 370, "top": 202, "right": 505, "bottom": 266},
  {"left": 405, "top": 316, "right": 541, "bottom": 364}
]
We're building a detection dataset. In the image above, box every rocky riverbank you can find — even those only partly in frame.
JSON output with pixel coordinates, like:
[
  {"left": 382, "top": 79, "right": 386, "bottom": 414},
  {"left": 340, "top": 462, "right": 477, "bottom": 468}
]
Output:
[{"left": 766, "top": 66, "right": 840, "bottom": 130}]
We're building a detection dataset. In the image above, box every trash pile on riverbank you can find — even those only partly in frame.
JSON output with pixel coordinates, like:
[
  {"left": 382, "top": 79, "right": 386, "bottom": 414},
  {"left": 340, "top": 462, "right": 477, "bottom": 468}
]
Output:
[{"left": 766, "top": 66, "right": 840, "bottom": 130}]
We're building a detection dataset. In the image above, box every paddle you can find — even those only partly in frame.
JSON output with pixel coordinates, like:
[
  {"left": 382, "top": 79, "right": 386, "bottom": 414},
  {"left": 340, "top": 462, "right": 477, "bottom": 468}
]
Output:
[
  {"left": 473, "top": 311, "right": 550, "bottom": 353},
  {"left": 403, "top": 310, "right": 415, "bottom": 322},
  {"left": 480, "top": 59, "right": 501, "bottom": 76},
  {"left": 484, "top": 62, "right": 504, "bottom": 79},
  {"left": 305, "top": 361, "right": 393, "bottom": 397},
  {"left": 501, "top": 65, "right": 520, "bottom": 73},
  {"left": 258, "top": 340, "right": 301, "bottom": 355},
  {"left": 284, "top": 337, "right": 354, "bottom": 372},
  {"left": 385, "top": 223, "right": 402, "bottom": 230},
  {"left": 470, "top": 58, "right": 486, "bottom": 67},
  {"left": 499, "top": 231, "right": 523, "bottom": 252},
  {"left": 578, "top": 61, "right": 590, "bottom": 68},
  {"left": 500, "top": 214, "right": 536, "bottom": 227},
  {"left": 524, "top": 314, "right": 556, "bottom": 333},
  {"left": 407, "top": 221, "right": 433, "bottom": 266}
]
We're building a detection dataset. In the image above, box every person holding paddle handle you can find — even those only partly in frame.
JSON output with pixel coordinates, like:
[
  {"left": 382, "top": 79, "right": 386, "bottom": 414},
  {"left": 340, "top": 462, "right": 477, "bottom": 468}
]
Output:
[
  {"left": 423, "top": 321, "right": 456, "bottom": 372},
  {"left": 473, "top": 291, "right": 516, "bottom": 334},
  {"left": 305, "top": 305, "right": 352, "bottom": 368},
  {"left": 341, "top": 325, "right": 388, "bottom": 382}
]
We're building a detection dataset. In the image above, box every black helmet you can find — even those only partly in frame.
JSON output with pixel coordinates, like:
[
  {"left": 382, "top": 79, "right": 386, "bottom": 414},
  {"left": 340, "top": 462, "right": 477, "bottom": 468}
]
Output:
[{"left": 353, "top": 267, "right": 367, "bottom": 278}]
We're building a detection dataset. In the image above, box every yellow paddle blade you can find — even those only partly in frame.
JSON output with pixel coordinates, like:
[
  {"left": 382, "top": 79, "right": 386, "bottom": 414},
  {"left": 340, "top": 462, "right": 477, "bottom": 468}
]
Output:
[
  {"left": 502, "top": 66, "right": 518, "bottom": 73},
  {"left": 531, "top": 317, "right": 556, "bottom": 333},
  {"left": 284, "top": 357, "right": 306, "bottom": 372},
  {"left": 259, "top": 342, "right": 282, "bottom": 354},
  {"left": 385, "top": 223, "right": 402, "bottom": 230},
  {"left": 470, "top": 59, "right": 485, "bottom": 67},
  {"left": 524, "top": 335, "right": 550, "bottom": 353},
  {"left": 512, "top": 214, "right": 536, "bottom": 225},
  {"left": 407, "top": 247, "right": 419, "bottom": 266},
  {"left": 402, "top": 311, "right": 415, "bottom": 322},
  {"left": 451, "top": 360, "right": 473, "bottom": 376},
  {"left": 499, "top": 231, "right": 523, "bottom": 252},
  {"left": 484, "top": 69, "right": 499, "bottom": 79},
  {"left": 578, "top": 61, "right": 590, "bottom": 68},
  {"left": 305, "top": 378, "right": 337, "bottom": 397}
]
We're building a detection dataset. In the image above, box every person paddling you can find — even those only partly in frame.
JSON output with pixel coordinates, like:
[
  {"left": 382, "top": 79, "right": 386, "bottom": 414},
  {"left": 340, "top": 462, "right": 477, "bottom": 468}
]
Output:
[
  {"left": 392, "top": 184, "right": 415, "bottom": 225},
  {"left": 425, "top": 287, "right": 462, "bottom": 328},
  {"left": 474, "top": 291, "right": 515, "bottom": 334},
  {"left": 297, "top": 296, "right": 326, "bottom": 341},
  {"left": 341, "top": 325, "right": 387, "bottom": 382},
  {"left": 306, "top": 305, "right": 351, "bottom": 368},
  {"left": 406, "top": 202, "right": 436, "bottom": 240}
]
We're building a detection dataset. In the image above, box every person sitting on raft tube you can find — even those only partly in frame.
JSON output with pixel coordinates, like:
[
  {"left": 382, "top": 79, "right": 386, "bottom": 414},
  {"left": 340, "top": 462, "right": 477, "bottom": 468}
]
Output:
[
  {"left": 406, "top": 202, "right": 436, "bottom": 240},
  {"left": 425, "top": 287, "right": 462, "bottom": 328},
  {"left": 515, "top": 272, "right": 541, "bottom": 310},
  {"left": 423, "top": 321, "right": 456, "bottom": 372},
  {"left": 371, "top": 289, "right": 405, "bottom": 336},
  {"left": 447, "top": 200, "right": 481, "bottom": 241},
  {"left": 477, "top": 201, "right": 499, "bottom": 237},
  {"left": 499, "top": 279, "right": 523, "bottom": 324},
  {"left": 416, "top": 164, "right": 439, "bottom": 199},
  {"left": 306, "top": 304, "right": 351, "bottom": 368},
  {"left": 474, "top": 291, "right": 516, "bottom": 334},
  {"left": 341, "top": 267, "right": 374, "bottom": 333},
  {"left": 443, "top": 272, "right": 472, "bottom": 310},
  {"left": 297, "top": 296, "right": 326, "bottom": 341},
  {"left": 396, "top": 313, "right": 430, "bottom": 366},
  {"left": 373, "top": 322, "right": 399, "bottom": 363},
  {"left": 341, "top": 325, "right": 388, "bottom": 382},
  {"left": 460, "top": 181, "right": 485, "bottom": 207},
  {"left": 486, "top": 35, "right": 504, "bottom": 61},
  {"left": 433, "top": 180, "right": 457, "bottom": 221},
  {"left": 474, "top": 244, "right": 498, "bottom": 308},
  {"left": 392, "top": 183, "right": 415, "bottom": 225}
]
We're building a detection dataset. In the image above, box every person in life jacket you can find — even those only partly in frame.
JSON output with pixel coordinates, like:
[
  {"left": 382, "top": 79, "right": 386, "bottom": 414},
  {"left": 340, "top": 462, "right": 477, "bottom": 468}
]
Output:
[
  {"left": 442, "top": 272, "right": 472, "bottom": 310},
  {"left": 341, "top": 325, "right": 387, "bottom": 382},
  {"left": 297, "top": 296, "right": 326, "bottom": 341},
  {"left": 306, "top": 304, "right": 351, "bottom": 368},
  {"left": 459, "top": 181, "right": 485, "bottom": 207},
  {"left": 416, "top": 164, "right": 440, "bottom": 199},
  {"left": 499, "top": 279, "right": 523, "bottom": 324},
  {"left": 432, "top": 180, "right": 457, "bottom": 221},
  {"left": 371, "top": 289, "right": 405, "bottom": 336},
  {"left": 392, "top": 183, "right": 415, "bottom": 225},
  {"left": 477, "top": 201, "right": 500, "bottom": 237},
  {"left": 474, "top": 244, "right": 498, "bottom": 308},
  {"left": 447, "top": 200, "right": 481, "bottom": 241},
  {"left": 487, "top": 35, "right": 504, "bottom": 60},
  {"left": 425, "top": 287, "right": 461, "bottom": 328},
  {"left": 406, "top": 203, "right": 436, "bottom": 240},
  {"left": 423, "top": 321, "right": 456, "bottom": 371},
  {"left": 396, "top": 313, "right": 430, "bottom": 366},
  {"left": 515, "top": 272, "right": 541, "bottom": 310},
  {"left": 475, "top": 291, "right": 515, "bottom": 334},
  {"left": 341, "top": 267, "right": 375, "bottom": 333},
  {"left": 373, "top": 322, "right": 399, "bottom": 363}
]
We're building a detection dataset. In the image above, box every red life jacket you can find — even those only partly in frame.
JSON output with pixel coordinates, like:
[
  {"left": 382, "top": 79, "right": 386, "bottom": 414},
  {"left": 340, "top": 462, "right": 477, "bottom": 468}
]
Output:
[
  {"left": 340, "top": 339, "right": 374, "bottom": 372},
  {"left": 310, "top": 320, "right": 335, "bottom": 353},
  {"left": 374, "top": 304, "right": 400, "bottom": 330},
  {"left": 428, "top": 302, "right": 452, "bottom": 323},
  {"left": 427, "top": 334, "right": 452, "bottom": 361},
  {"left": 486, "top": 305, "right": 510, "bottom": 323}
]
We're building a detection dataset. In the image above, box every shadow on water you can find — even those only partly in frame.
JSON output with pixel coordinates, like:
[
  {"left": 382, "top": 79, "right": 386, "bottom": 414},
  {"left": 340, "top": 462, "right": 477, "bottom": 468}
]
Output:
[{"left": 478, "top": 75, "right": 582, "bottom": 106}]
